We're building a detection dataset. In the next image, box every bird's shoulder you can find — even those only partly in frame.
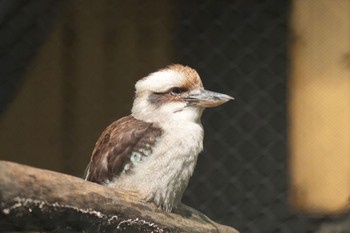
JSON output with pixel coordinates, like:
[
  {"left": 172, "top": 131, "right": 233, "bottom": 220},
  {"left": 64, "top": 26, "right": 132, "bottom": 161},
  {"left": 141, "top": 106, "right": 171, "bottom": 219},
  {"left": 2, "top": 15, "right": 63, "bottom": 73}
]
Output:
[{"left": 85, "top": 115, "right": 163, "bottom": 183}]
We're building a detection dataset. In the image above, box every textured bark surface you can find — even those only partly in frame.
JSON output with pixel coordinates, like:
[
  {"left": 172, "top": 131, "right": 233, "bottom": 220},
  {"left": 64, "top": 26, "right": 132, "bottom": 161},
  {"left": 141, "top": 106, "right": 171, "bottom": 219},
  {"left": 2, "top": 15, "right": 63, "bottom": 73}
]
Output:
[{"left": 0, "top": 161, "right": 238, "bottom": 233}]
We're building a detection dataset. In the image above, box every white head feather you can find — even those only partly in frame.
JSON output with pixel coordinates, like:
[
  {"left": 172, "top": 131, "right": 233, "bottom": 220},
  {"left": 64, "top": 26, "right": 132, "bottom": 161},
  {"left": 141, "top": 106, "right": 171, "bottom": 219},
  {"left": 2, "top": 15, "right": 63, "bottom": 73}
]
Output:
[{"left": 132, "top": 65, "right": 204, "bottom": 126}]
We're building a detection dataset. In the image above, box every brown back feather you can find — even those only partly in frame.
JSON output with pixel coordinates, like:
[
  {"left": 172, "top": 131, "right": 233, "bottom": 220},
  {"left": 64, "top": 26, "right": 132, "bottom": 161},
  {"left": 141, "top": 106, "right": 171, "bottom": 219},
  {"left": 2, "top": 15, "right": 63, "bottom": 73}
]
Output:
[{"left": 85, "top": 115, "right": 163, "bottom": 184}]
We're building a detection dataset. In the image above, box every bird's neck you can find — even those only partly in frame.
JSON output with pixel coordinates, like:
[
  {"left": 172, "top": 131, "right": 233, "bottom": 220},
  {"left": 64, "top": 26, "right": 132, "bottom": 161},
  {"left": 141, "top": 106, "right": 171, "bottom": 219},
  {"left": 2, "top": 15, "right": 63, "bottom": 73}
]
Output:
[{"left": 131, "top": 101, "right": 204, "bottom": 128}]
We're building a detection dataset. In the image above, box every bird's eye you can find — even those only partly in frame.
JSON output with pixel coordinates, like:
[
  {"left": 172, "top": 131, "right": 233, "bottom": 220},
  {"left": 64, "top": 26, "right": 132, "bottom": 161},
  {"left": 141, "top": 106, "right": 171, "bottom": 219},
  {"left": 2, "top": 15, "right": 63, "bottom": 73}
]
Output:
[{"left": 170, "top": 87, "right": 185, "bottom": 95}]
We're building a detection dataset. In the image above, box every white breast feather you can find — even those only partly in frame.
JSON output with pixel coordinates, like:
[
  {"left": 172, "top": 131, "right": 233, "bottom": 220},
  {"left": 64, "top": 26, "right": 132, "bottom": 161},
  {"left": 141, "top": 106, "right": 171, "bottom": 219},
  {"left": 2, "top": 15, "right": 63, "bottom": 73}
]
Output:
[{"left": 108, "top": 121, "right": 203, "bottom": 212}]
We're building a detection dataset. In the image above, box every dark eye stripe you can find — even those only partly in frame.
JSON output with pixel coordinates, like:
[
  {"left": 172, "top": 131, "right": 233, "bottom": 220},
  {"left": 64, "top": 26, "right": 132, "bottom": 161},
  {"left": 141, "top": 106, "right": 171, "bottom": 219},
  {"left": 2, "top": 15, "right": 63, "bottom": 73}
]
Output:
[{"left": 170, "top": 87, "right": 186, "bottom": 95}]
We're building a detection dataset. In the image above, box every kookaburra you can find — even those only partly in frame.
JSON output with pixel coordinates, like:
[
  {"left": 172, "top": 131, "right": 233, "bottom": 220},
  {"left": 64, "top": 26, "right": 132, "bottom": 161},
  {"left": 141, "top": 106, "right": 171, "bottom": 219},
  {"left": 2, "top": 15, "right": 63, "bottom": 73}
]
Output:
[{"left": 85, "top": 64, "right": 233, "bottom": 212}]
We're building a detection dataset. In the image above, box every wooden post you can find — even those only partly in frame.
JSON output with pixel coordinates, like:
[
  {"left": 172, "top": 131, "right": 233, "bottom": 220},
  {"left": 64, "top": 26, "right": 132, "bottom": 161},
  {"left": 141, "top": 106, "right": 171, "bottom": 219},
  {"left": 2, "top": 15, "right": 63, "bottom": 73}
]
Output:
[{"left": 289, "top": 0, "right": 350, "bottom": 214}]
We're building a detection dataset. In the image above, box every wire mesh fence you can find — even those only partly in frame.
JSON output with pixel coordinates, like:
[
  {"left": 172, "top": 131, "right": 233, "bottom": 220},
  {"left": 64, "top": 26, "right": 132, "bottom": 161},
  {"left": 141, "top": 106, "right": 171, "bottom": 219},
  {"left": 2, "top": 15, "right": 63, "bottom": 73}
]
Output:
[
  {"left": 177, "top": 1, "right": 317, "bottom": 232},
  {"left": 0, "top": 0, "right": 324, "bottom": 232}
]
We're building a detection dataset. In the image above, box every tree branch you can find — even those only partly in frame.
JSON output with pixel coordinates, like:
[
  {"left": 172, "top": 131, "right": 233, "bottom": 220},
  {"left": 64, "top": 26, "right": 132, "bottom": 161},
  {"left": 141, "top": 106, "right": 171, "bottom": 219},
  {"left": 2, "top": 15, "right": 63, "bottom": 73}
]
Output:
[{"left": 0, "top": 161, "right": 238, "bottom": 233}]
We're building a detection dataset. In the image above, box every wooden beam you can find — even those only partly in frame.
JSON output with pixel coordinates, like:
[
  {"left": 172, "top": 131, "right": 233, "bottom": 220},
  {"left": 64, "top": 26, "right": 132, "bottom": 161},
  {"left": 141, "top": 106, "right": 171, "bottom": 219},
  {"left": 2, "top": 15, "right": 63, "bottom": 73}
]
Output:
[
  {"left": 0, "top": 161, "right": 238, "bottom": 233},
  {"left": 289, "top": 0, "right": 350, "bottom": 214}
]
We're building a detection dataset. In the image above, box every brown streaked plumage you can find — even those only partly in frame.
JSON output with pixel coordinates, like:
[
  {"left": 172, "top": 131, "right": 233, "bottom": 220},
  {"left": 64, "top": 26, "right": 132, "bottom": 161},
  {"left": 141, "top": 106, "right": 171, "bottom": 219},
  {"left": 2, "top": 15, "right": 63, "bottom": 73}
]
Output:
[
  {"left": 165, "top": 64, "right": 203, "bottom": 90},
  {"left": 85, "top": 116, "right": 163, "bottom": 184}
]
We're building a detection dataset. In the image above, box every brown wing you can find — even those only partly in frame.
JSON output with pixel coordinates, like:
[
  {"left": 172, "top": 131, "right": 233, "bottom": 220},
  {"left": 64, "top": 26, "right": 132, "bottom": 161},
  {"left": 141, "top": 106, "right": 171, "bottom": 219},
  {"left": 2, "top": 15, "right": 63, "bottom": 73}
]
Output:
[{"left": 85, "top": 115, "right": 163, "bottom": 184}]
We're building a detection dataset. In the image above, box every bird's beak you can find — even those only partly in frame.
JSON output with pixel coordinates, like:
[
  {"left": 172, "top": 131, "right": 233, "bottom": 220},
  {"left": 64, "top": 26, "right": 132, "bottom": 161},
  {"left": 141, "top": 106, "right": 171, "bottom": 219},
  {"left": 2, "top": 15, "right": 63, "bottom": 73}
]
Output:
[{"left": 185, "top": 88, "right": 234, "bottom": 108}]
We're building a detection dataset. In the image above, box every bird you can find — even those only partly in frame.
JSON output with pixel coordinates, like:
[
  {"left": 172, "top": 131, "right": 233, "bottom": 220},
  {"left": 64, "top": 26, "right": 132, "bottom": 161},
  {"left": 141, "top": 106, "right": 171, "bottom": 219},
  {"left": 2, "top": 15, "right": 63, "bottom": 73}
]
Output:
[{"left": 84, "top": 64, "right": 233, "bottom": 212}]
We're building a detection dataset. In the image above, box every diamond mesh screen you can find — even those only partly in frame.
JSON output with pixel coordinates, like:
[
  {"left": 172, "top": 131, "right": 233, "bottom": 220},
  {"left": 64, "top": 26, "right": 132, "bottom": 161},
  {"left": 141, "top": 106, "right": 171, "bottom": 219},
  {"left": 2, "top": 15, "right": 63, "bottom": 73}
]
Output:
[{"left": 177, "top": 1, "right": 316, "bottom": 232}]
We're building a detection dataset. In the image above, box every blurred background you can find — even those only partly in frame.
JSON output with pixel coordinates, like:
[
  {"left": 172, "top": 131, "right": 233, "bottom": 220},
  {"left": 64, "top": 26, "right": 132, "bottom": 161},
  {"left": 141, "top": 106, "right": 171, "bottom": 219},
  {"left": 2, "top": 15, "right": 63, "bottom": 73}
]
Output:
[{"left": 2, "top": 0, "right": 350, "bottom": 232}]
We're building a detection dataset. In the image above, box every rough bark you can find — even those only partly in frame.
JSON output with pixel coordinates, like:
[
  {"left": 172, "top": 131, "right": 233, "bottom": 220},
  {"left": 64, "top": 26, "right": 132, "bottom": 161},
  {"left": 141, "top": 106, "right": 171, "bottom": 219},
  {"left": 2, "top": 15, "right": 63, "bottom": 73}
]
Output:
[{"left": 0, "top": 161, "right": 238, "bottom": 233}]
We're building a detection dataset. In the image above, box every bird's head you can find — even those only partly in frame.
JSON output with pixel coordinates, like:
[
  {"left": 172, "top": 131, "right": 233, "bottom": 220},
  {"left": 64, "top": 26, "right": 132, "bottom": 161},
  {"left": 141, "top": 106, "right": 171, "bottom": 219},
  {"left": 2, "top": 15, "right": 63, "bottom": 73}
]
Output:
[{"left": 131, "top": 64, "right": 233, "bottom": 125}]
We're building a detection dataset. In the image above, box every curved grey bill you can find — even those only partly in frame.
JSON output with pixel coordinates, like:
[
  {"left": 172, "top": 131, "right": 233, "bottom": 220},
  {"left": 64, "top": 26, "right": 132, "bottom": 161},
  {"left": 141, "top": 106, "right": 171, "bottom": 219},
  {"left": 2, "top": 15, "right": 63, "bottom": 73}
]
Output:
[{"left": 185, "top": 89, "right": 234, "bottom": 108}]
